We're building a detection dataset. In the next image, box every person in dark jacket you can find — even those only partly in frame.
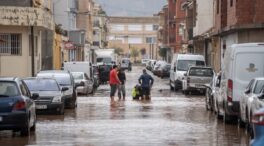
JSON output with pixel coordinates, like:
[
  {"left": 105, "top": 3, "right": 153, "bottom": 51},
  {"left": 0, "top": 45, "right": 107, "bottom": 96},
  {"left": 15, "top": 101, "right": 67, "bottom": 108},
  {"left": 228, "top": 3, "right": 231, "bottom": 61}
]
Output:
[
  {"left": 138, "top": 69, "right": 154, "bottom": 100},
  {"left": 118, "top": 68, "right": 126, "bottom": 100}
]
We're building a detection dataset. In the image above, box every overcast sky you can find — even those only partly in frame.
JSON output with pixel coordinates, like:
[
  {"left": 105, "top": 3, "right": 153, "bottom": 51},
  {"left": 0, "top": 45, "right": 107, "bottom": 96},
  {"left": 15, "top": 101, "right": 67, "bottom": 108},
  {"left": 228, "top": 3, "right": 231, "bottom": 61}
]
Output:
[{"left": 95, "top": 0, "right": 166, "bottom": 16}]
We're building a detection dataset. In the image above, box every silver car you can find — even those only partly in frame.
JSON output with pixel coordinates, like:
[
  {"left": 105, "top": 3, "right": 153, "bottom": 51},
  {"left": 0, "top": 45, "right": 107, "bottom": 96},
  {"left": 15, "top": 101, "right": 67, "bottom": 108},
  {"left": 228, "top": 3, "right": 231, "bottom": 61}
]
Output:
[
  {"left": 240, "top": 78, "right": 264, "bottom": 127},
  {"left": 182, "top": 66, "right": 214, "bottom": 95},
  {"left": 72, "top": 72, "right": 94, "bottom": 95}
]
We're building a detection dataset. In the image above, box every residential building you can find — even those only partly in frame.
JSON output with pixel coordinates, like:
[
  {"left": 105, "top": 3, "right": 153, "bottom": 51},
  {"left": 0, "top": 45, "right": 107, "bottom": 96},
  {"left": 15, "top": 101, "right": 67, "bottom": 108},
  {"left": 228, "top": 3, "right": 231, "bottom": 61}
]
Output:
[
  {"left": 76, "top": 0, "right": 95, "bottom": 62},
  {"left": 167, "top": 0, "right": 177, "bottom": 59},
  {"left": 0, "top": 0, "right": 54, "bottom": 77},
  {"left": 214, "top": 0, "right": 264, "bottom": 70},
  {"left": 53, "top": 0, "right": 84, "bottom": 62},
  {"left": 107, "top": 16, "right": 159, "bottom": 61},
  {"left": 92, "top": 3, "right": 108, "bottom": 50}
]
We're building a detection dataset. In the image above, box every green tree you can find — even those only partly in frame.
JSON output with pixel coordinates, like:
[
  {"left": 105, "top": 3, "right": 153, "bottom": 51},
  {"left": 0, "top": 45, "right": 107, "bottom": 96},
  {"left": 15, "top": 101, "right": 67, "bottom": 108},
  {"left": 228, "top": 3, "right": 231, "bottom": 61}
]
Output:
[
  {"left": 114, "top": 47, "right": 124, "bottom": 56},
  {"left": 130, "top": 48, "right": 139, "bottom": 62},
  {"left": 159, "top": 48, "right": 167, "bottom": 60}
]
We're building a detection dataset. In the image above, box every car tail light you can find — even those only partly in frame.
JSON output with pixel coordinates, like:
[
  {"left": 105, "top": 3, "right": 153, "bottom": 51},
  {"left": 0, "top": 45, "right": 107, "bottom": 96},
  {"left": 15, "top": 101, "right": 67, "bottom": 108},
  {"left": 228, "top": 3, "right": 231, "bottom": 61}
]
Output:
[
  {"left": 13, "top": 100, "right": 26, "bottom": 111},
  {"left": 252, "top": 113, "right": 264, "bottom": 125},
  {"left": 227, "top": 79, "right": 233, "bottom": 102}
]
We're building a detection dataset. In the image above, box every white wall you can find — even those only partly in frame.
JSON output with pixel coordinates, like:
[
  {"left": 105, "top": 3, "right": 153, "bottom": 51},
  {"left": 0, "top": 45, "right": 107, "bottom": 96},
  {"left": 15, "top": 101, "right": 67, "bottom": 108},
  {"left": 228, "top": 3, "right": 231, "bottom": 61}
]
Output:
[
  {"left": 0, "top": 26, "right": 42, "bottom": 77},
  {"left": 193, "top": 0, "right": 214, "bottom": 36},
  {"left": 53, "top": 0, "right": 77, "bottom": 30}
]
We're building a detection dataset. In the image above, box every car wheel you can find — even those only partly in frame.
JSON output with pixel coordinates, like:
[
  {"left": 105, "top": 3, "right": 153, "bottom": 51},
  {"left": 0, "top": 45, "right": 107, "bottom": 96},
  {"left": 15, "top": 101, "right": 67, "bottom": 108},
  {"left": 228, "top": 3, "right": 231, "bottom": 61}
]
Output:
[
  {"left": 21, "top": 118, "right": 30, "bottom": 136},
  {"left": 58, "top": 104, "right": 65, "bottom": 115},
  {"left": 30, "top": 114, "right": 36, "bottom": 132},
  {"left": 238, "top": 117, "right": 245, "bottom": 128},
  {"left": 223, "top": 107, "right": 233, "bottom": 124}
]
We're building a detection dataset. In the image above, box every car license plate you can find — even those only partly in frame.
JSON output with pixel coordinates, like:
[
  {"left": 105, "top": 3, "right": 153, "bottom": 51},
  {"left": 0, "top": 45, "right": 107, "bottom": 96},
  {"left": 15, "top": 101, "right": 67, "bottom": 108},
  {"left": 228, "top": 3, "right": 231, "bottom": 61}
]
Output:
[
  {"left": 0, "top": 116, "right": 2, "bottom": 122},
  {"left": 36, "top": 105, "right": 47, "bottom": 109}
]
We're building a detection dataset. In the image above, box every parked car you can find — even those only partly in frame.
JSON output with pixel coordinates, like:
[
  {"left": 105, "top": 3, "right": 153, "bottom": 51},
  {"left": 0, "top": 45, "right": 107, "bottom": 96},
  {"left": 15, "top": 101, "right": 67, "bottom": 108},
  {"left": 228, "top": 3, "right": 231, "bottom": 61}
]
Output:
[
  {"left": 37, "top": 70, "right": 77, "bottom": 109},
  {"left": 251, "top": 107, "right": 264, "bottom": 146},
  {"left": 152, "top": 61, "right": 167, "bottom": 75},
  {"left": 98, "top": 64, "right": 112, "bottom": 84},
  {"left": 218, "top": 43, "right": 264, "bottom": 123},
  {"left": 0, "top": 77, "right": 38, "bottom": 136},
  {"left": 146, "top": 60, "right": 152, "bottom": 70},
  {"left": 141, "top": 59, "right": 150, "bottom": 65},
  {"left": 71, "top": 72, "right": 94, "bottom": 95},
  {"left": 23, "top": 78, "right": 68, "bottom": 115},
  {"left": 205, "top": 73, "right": 221, "bottom": 115},
  {"left": 182, "top": 66, "right": 214, "bottom": 95},
  {"left": 239, "top": 78, "right": 264, "bottom": 127},
  {"left": 92, "top": 65, "right": 100, "bottom": 88},
  {"left": 170, "top": 54, "right": 205, "bottom": 91},
  {"left": 157, "top": 64, "right": 171, "bottom": 78},
  {"left": 120, "top": 58, "right": 131, "bottom": 70}
]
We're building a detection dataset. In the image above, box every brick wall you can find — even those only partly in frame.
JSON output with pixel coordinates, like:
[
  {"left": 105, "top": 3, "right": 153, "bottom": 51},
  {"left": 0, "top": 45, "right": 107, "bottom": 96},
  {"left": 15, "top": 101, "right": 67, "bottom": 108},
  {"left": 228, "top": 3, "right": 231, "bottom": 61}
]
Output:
[
  {"left": 227, "top": 0, "right": 237, "bottom": 26},
  {"left": 253, "top": 0, "right": 264, "bottom": 23},
  {"left": 175, "top": 0, "right": 186, "bottom": 52}
]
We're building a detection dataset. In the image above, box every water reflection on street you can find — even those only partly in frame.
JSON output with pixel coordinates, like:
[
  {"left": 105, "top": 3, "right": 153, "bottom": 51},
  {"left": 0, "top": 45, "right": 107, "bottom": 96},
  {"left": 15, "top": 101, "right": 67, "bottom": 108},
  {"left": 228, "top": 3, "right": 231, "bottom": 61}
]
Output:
[{"left": 0, "top": 66, "right": 250, "bottom": 146}]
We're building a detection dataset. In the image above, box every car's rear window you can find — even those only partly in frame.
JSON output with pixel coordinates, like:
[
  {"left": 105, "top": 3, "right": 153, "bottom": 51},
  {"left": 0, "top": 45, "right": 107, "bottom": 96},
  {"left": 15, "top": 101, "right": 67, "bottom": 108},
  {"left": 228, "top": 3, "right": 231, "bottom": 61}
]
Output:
[
  {"left": 24, "top": 79, "right": 60, "bottom": 91},
  {"left": 189, "top": 68, "right": 214, "bottom": 77},
  {"left": 72, "top": 72, "right": 84, "bottom": 80},
  {"left": 0, "top": 82, "right": 19, "bottom": 97},
  {"left": 177, "top": 60, "right": 205, "bottom": 71},
  {"left": 37, "top": 73, "right": 72, "bottom": 86}
]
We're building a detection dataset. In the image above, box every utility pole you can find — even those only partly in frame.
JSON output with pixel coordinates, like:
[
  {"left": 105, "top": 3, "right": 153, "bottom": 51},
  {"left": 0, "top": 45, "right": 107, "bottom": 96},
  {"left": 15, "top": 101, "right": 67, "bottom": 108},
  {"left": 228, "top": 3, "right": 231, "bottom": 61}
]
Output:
[{"left": 30, "top": 0, "right": 35, "bottom": 76}]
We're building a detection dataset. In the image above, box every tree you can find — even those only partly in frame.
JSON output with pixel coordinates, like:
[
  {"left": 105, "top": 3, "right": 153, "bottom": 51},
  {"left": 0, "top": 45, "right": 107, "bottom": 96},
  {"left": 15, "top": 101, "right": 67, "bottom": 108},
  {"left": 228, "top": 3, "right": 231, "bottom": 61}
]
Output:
[
  {"left": 114, "top": 47, "right": 124, "bottom": 56},
  {"left": 130, "top": 48, "right": 139, "bottom": 62},
  {"left": 159, "top": 48, "right": 167, "bottom": 60}
]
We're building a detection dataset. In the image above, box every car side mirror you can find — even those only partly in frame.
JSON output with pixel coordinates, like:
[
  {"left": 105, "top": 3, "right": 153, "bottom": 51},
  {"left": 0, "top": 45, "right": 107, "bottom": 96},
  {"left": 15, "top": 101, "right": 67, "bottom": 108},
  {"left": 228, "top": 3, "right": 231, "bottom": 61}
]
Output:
[
  {"left": 31, "top": 93, "right": 39, "bottom": 100},
  {"left": 244, "top": 89, "right": 250, "bottom": 94},
  {"left": 62, "top": 87, "right": 69, "bottom": 92}
]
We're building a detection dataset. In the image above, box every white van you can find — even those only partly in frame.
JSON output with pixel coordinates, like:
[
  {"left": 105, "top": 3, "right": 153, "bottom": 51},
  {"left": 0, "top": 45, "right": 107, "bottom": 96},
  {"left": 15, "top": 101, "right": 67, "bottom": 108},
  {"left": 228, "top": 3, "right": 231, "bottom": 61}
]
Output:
[
  {"left": 217, "top": 43, "right": 264, "bottom": 122},
  {"left": 170, "top": 54, "right": 205, "bottom": 91},
  {"left": 63, "top": 62, "right": 93, "bottom": 79}
]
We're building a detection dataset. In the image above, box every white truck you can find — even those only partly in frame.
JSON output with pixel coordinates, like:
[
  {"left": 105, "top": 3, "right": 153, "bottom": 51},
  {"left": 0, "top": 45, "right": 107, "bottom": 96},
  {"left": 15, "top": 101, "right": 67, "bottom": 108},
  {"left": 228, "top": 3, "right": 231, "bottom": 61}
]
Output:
[
  {"left": 95, "top": 49, "right": 117, "bottom": 66},
  {"left": 63, "top": 62, "right": 93, "bottom": 79}
]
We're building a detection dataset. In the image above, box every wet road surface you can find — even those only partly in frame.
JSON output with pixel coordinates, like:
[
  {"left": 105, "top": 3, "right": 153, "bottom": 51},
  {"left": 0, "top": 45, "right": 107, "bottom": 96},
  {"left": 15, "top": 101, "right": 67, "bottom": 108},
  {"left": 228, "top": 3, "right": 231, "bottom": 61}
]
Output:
[{"left": 0, "top": 66, "right": 250, "bottom": 146}]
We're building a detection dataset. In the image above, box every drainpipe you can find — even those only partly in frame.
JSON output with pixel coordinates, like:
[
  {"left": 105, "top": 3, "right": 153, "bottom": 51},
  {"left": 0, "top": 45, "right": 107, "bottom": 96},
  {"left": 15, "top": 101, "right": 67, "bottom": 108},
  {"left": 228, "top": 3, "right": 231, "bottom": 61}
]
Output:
[{"left": 30, "top": 0, "right": 35, "bottom": 76}]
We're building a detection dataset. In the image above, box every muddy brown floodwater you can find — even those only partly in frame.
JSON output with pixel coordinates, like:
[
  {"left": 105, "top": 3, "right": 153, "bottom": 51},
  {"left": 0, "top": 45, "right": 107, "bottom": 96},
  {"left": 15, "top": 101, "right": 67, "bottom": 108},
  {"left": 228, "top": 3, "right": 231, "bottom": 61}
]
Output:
[{"left": 0, "top": 66, "right": 250, "bottom": 146}]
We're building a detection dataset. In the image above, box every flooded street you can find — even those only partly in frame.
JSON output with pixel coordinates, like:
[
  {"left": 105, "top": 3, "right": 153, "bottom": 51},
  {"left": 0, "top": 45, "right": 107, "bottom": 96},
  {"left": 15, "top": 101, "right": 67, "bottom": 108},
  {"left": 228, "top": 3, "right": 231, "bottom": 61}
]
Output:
[{"left": 0, "top": 66, "right": 250, "bottom": 146}]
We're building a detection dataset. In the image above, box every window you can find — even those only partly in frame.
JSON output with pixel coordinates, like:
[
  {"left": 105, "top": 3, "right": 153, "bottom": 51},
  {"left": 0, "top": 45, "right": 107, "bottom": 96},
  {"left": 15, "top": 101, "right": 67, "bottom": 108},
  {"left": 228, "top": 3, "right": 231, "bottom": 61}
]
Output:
[
  {"left": 0, "top": 34, "right": 22, "bottom": 55},
  {"left": 128, "top": 37, "right": 142, "bottom": 44},
  {"left": 111, "top": 24, "right": 125, "bottom": 31},
  {"left": 128, "top": 25, "right": 142, "bottom": 31},
  {"left": 146, "top": 37, "right": 157, "bottom": 44},
  {"left": 230, "top": 0, "right": 233, "bottom": 7}
]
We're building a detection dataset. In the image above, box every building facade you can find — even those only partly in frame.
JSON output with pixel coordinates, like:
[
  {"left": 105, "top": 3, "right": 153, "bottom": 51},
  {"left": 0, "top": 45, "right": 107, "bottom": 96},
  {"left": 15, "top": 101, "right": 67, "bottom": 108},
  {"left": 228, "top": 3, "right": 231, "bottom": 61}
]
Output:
[
  {"left": 0, "top": 0, "right": 54, "bottom": 77},
  {"left": 107, "top": 16, "right": 159, "bottom": 61}
]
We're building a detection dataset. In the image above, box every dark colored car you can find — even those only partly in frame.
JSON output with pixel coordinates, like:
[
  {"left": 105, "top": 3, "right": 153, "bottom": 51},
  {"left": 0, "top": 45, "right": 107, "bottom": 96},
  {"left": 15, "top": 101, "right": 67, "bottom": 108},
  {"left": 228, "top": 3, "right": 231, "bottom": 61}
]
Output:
[
  {"left": 98, "top": 64, "right": 112, "bottom": 84},
  {"left": 37, "top": 70, "right": 77, "bottom": 109},
  {"left": 93, "top": 65, "right": 100, "bottom": 88},
  {"left": 23, "top": 78, "right": 68, "bottom": 115},
  {"left": 0, "top": 77, "right": 38, "bottom": 136},
  {"left": 157, "top": 64, "right": 171, "bottom": 78}
]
